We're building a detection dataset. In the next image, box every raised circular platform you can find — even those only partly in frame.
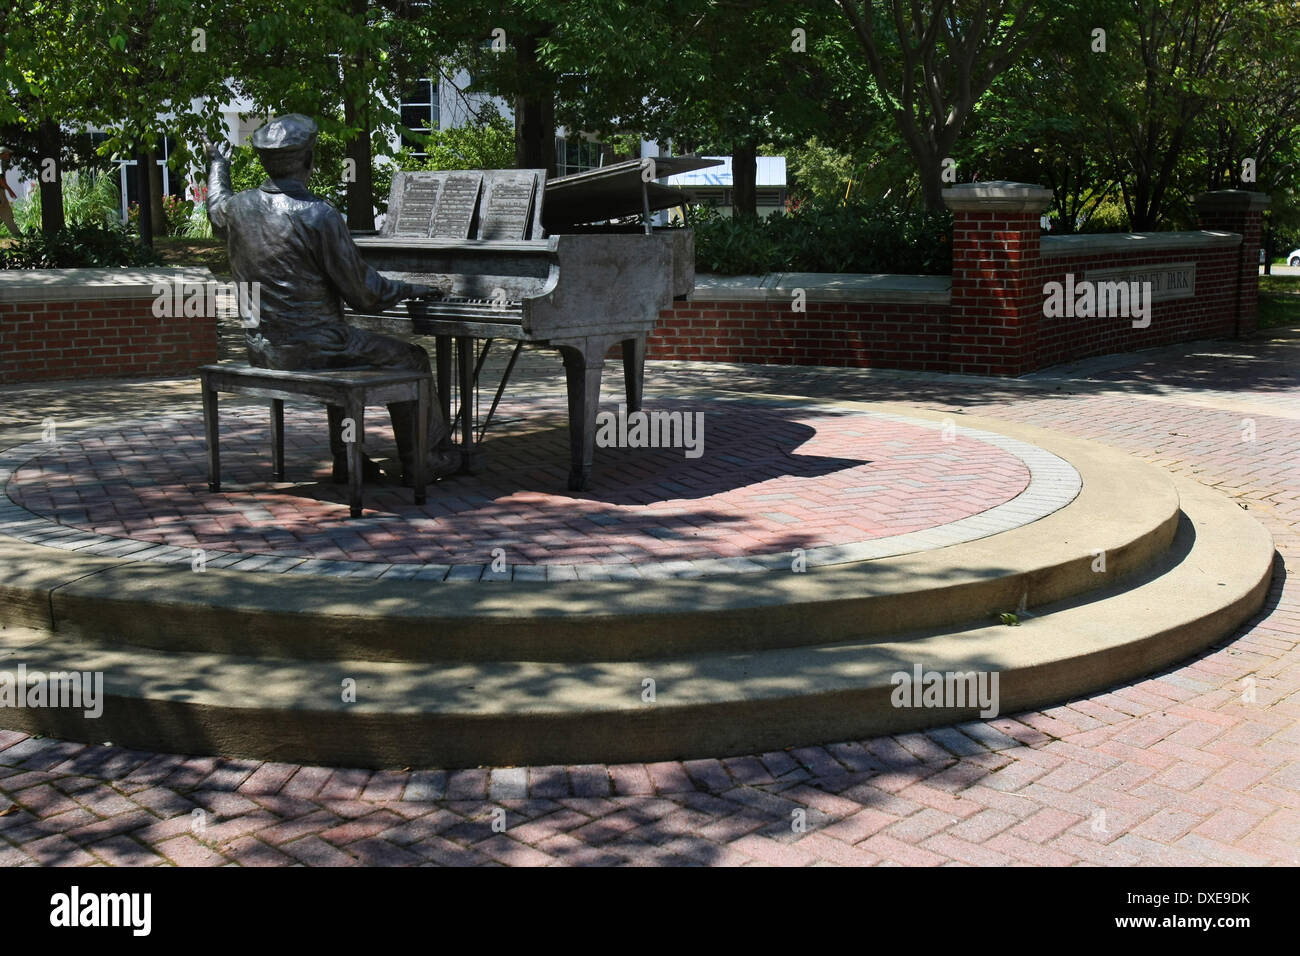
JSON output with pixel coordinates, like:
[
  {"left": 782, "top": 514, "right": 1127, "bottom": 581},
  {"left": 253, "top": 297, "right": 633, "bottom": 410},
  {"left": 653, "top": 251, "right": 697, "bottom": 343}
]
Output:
[
  {"left": 3, "top": 396, "right": 1072, "bottom": 578},
  {"left": 0, "top": 394, "right": 1274, "bottom": 768}
]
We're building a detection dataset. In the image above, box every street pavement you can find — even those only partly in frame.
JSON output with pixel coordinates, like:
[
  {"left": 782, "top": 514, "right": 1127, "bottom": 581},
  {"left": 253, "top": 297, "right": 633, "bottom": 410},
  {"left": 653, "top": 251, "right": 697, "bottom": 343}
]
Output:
[{"left": 0, "top": 329, "right": 1297, "bottom": 866}]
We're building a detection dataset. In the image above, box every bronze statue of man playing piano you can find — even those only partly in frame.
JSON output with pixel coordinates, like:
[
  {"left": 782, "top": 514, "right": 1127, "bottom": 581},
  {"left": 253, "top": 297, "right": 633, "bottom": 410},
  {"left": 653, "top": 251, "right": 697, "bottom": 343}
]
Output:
[{"left": 202, "top": 113, "right": 460, "bottom": 484}]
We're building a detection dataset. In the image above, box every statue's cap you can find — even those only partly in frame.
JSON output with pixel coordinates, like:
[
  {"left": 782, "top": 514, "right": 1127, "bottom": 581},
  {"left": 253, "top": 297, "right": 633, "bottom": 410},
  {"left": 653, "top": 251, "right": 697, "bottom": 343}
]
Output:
[{"left": 251, "top": 114, "right": 318, "bottom": 152}]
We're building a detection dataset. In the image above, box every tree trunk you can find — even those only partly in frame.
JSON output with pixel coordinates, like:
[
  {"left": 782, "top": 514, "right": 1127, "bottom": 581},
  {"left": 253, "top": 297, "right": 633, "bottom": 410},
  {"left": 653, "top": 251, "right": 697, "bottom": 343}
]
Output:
[
  {"left": 919, "top": 159, "right": 946, "bottom": 213},
  {"left": 512, "top": 35, "right": 556, "bottom": 177},
  {"left": 514, "top": 93, "right": 555, "bottom": 176},
  {"left": 343, "top": 0, "right": 375, "bottom": 230},
  {"left": 135, "top": 150, "right": 153, "bottom": 248},
  {"left": 344, "top": 96, "right": 376, "bottom": 230},
  {"left": 37, "top": 120, "right": 65, "bottom": 233},
  {"left": 731, "top": 140, "right": 758, "bottom": 218},
  {"left": 148, "top": 150, "right": 166, "bottom": 237}
]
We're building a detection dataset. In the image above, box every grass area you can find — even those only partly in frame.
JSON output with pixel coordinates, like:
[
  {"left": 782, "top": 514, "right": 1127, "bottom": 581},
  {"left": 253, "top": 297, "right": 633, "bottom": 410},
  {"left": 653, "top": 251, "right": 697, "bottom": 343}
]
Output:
[
  {"left": 1258, "top": 274, "right": 1300, "bottom": 329},
  {"left": 1259, "top": 293, "right": 1300, "bottom": 330},
  {"left": 1259, "top": 273, "right": 1300, "bottom": 295},
  {"left": 153, "top": 237, "right": 230, "bottom": 277}
]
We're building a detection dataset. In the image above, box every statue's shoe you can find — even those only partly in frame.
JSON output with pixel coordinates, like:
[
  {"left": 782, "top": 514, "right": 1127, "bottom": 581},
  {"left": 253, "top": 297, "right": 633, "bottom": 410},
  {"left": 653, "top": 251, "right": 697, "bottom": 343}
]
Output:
[
  {"left": 402, "top": 448, "right": 462, "bottom": 486},
  {"left": 331, "top": 453, "right": 385, "bottom": 484}
]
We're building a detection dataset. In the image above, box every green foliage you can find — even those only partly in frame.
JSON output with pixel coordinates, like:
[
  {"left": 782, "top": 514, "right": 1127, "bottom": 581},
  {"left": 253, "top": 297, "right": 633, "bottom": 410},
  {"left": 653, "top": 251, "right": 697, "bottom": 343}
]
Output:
[
  {"left": 227, "top": 128, "right": 350, "bottom": 208},
  {"left": 10, "top": 170, "right": 122, "bottom": 234},
  {"left": 401, "top": 103, "right": 516, "bottom": 171},
  {"left": 0, "top": 223, "right": 161, "bottom": 269},
  {"left": 125, "top": 194, "right": 196, "bottom": 238},
  {"left": 1075, "top": 198, "right": 1129, "bottom": 233},
  {"left": 160, "top": 195, "right": 193, "bottom": 236},
  {"left": 369, "top": 105, "right": 517, "bottom": 217},
  {"left": 786, "top": 139, "right": 858, "bottom": 207},
  {"left": 183, "top": 203, "right": 214, "bottom": 240},
  {"left": 690, "top": 200, "right": 952, "bottom": 276}
]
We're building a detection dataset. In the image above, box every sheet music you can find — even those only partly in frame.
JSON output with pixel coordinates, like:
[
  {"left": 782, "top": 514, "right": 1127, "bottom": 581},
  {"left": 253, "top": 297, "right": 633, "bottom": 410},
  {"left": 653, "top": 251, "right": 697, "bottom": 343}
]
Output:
[
  {"left": 430, "top": 173, "right": 483, "bottom": 239},
  {"left": 478, "top": 172, "right": 540, "bottom": 240},
  {"left": 393, "top": 178, "right": 439, "bottom": 235}
]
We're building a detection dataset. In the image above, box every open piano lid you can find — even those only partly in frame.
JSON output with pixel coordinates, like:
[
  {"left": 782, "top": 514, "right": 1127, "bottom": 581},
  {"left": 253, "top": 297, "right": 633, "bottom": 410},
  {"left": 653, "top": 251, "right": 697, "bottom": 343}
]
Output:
[{"left": 542, "top": 156, "right": 722, "bottom": 232}]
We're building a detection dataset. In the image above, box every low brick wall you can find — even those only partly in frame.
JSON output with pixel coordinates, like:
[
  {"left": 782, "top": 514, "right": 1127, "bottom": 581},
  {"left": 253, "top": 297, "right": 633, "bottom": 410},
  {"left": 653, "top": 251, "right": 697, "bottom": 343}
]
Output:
[
  {"left": 1034, "top": 233, "right": 1244, "bottom": 370},
  {"left": 649, "top": 184, "right": 1266, "bottom": 377},
  {"left": 649, "top": 275, "right": 952, "bottom": 371},
  {"left": 0, "top": 268, "right": 219, "bottom": 384}
]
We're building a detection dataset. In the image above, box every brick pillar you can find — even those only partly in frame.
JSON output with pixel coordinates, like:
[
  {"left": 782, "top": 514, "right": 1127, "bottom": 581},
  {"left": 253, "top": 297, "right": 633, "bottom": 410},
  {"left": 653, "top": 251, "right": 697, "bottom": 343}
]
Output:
[
  {"left": 1194, "top": 189, "right": 1269, "bottom": 337},
  {"left": 943, "top": 181, "right": 1053, "bottom": 376}
]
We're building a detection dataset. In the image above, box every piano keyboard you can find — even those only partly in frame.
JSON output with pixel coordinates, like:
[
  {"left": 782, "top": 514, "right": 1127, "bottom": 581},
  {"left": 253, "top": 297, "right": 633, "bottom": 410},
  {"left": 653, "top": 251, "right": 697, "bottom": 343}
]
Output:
[{"left": 404, "top": 295, "right": 524, "bottom": 322}]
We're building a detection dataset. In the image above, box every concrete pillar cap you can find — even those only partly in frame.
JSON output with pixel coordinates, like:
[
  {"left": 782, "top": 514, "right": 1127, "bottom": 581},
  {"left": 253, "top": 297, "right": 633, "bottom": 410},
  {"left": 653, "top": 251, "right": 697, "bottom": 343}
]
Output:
[
  {"left": 942, "top": 181, "right": 1053, "bottom": 215},
  {"left": 1194, "top": 189, "right": 1270, "bottom": 213}
]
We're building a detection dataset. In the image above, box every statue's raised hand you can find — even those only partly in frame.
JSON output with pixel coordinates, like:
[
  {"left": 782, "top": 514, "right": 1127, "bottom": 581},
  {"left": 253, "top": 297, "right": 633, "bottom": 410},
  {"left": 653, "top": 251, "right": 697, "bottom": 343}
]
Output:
[{"left": 201, "top": 135, "right": 230, "bottom": 163}]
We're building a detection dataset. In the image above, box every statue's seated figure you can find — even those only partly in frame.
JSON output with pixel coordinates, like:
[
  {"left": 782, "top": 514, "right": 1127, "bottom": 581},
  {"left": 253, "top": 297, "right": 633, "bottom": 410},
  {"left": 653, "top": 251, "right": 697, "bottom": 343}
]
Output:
[{"left": 204, "top": 114, "right": 459, "bottom": 484}]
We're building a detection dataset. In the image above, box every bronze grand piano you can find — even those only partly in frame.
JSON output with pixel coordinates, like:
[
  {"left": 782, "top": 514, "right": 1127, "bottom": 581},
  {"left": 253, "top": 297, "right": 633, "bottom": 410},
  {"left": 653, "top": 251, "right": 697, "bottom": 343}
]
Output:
[{"left": 344, "top": 159, "right": 717, "bottom": 490}]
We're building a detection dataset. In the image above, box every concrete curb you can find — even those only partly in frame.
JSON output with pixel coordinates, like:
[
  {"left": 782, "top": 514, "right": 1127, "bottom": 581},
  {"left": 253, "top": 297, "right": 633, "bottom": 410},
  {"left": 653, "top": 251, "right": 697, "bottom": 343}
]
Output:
[
  {"left": 0, "top": 475, "right": 1273, "bottom": 768},
  {"left": 0, "top": 405, "right": 1178, "bottom": 662}
]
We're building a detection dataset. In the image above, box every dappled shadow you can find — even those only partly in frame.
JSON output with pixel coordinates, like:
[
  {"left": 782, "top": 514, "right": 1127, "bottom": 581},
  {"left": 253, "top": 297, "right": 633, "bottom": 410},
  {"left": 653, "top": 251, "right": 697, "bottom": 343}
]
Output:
[{"left": 5, "top": 394, "right": 1030, "bottom": 567}]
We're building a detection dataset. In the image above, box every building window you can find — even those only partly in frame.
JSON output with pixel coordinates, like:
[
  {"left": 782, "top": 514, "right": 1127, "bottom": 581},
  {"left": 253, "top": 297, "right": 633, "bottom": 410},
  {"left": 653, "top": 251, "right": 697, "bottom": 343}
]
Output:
[
  {"left": 555, "top": 138, "right": 601, "bottom": 177},
  {"left": 400, "top": 79, "right": 440, "bottom": 156},
  {"left": 116, "top": 134, "right": 185, "bottom": 221}
]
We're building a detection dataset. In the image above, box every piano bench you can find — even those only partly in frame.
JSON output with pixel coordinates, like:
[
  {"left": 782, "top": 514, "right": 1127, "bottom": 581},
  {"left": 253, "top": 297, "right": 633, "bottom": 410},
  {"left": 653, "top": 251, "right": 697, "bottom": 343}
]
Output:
[{"left": 198, "top": 364, "right": 433, "bottom": 519}]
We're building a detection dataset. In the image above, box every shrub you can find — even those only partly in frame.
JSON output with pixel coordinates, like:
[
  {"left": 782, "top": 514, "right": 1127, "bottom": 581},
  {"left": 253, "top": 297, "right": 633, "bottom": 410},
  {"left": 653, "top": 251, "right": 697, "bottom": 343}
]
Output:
[
  {"left": 372, "top": 104, "right": 517, "bottom": 219},
  {"left": 9, "top": 169, "right": 123, "bottom": 234},
  {"left": 0, "top": 223, "right": 162, "bottom": 269},
  {"left": 160, "top": 194, "right": 194, "bottom": 236},
  {"left": 126, "top": 195, "right": 196, "bottom": 238},
  {"left": 229, "top": 127, "right": 350, "bottom": 209},
  {"left": 689, "top": 200, "right": 952, "bottom": 275},
  {"left": 183, "top": 202, "right": 214, "bottom": 239}
]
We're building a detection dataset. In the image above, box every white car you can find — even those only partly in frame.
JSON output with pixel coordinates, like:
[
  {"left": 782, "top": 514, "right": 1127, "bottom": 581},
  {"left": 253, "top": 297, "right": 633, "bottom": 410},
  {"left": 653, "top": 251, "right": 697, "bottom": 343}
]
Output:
[{"left": 1289, "top": 248, "right": 1300, "bottom": 267}]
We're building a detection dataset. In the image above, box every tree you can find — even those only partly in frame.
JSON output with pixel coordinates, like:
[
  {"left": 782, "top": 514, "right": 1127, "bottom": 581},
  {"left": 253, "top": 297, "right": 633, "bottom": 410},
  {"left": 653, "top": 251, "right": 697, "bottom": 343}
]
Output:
[
  {"left": 1, "top": 1, "right": 114, "bottom": 233},
  {"left": 833, "top": 0, "right": 1051, "bottom": 211},
  {"left": 1092, "top": 0, "right": 1240, "bottom": 229},
  {"left": 537, "top": 0, "right": 837, "bottom": 216},
  {"left": 961, "top": 0, "right": 1125, "bottom": 231}
]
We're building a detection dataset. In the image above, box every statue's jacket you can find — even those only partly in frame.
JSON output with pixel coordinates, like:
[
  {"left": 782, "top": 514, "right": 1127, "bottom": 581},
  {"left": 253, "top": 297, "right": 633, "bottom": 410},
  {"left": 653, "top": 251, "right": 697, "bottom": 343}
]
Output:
[{"left": 206, "top": 160, "right": 413, "bottom": 369}]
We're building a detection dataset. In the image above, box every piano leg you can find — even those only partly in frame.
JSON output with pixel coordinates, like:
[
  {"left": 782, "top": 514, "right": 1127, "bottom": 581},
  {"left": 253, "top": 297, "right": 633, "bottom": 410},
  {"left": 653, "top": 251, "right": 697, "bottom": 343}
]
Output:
[
  {"left": 555, "top": 334, "right": 622, "bottom": 492},
  {"left": 434, "top": 336, "right": 452, "bottom": 440},
  {"left": 621, "top": 334, "right": 646, "bottom": 412},
  {"left": 456, "top": 335, "right": 475, "bottom": 473}
]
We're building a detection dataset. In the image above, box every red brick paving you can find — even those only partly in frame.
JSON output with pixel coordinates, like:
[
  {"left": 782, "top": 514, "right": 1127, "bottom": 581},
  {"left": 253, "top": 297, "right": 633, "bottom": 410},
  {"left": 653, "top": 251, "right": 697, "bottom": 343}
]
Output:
[
  {"left": 2, "top": 334, "right": 1299, "bottom": 865},
  {"left": 8, "top": 398, "right": 1028, "bottom": 566}
]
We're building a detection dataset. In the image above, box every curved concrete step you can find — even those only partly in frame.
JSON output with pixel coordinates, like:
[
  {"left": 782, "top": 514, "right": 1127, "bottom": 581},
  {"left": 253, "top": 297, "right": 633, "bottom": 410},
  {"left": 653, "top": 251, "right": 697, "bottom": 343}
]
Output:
[
  {"left": 0, "top": 475, "right": 1272, "bottom": 768},
  {"left": 0, "top": 417, "right": 1181, "bottom": 662}
]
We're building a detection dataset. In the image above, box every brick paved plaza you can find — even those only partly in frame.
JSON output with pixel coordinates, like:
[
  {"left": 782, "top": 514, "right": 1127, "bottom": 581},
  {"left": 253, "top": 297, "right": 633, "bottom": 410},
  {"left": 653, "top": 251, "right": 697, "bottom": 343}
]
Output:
[
  {"left": 0, "top": 330, "right": 1297, "bottom": 867},
  {"left": 4, "top": 399, "right": 1040, "bottom": 574}
]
